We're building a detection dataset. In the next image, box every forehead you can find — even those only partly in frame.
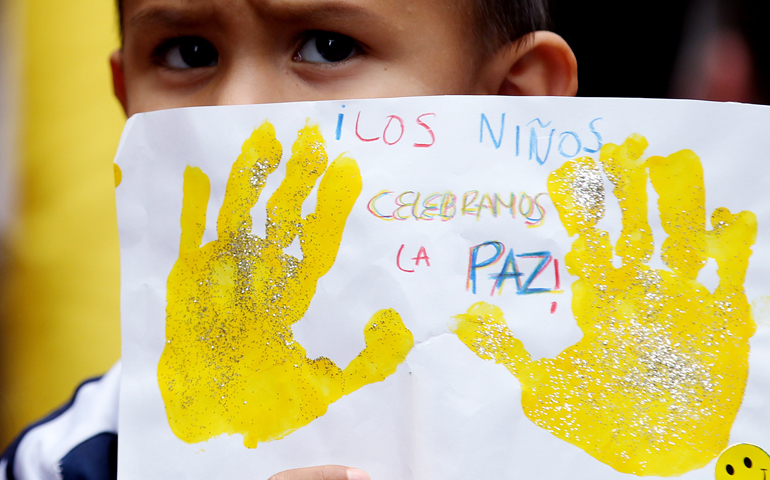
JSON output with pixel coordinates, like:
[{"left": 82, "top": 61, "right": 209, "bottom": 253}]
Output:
[{"left": 121, "top": 0, "right": 473, "bottom": 36}]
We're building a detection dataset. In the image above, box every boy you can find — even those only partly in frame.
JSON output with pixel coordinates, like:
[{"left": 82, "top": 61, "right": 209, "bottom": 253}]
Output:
[{"left": 2, "top": 0, "right": 577, "bottom": 479}]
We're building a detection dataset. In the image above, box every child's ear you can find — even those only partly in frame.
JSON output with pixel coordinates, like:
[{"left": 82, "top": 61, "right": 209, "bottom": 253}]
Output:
[
  {"left": 478, "top": 31, "right": 578, "bottom": 96},
  {"left": 110, "top": 50, "right": 128, "bottom": 115}
]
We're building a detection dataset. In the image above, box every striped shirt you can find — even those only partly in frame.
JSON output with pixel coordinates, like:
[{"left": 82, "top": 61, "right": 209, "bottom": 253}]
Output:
[{"left": 0, "top": 362, "right": 121, "bottom": 480}]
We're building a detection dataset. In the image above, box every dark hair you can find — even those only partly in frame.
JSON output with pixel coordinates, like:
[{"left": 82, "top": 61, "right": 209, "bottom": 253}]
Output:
[
  {"left": 117, "top": 0, "right": 123, "bottom": 33},
  {"left": 473, "top": 0, "right": 552, "bottom": 55},
  {"left": 118, "top": 0, "right": 551, "bottom": 54}
]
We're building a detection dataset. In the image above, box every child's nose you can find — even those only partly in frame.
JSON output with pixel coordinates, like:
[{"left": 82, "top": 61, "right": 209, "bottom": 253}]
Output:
[{"left": 214, "top": 63, "right": 291, "bottom": 106}]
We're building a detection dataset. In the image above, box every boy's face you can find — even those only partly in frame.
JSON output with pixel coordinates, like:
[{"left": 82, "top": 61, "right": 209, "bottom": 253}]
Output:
[{"left": 117, "top": 0, "right": 492, "bottom": 115}]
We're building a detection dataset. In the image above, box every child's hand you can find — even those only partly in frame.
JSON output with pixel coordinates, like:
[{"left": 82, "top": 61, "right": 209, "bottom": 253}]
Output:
[
  {"left": 159, "top": 122, "right": 413, "bottom": 448},
  {"left": 452, "top": 135, "right": 757, "bottom": 476},
  {"left": 269, "top": 466, "right": 370, "bottom": 480}
]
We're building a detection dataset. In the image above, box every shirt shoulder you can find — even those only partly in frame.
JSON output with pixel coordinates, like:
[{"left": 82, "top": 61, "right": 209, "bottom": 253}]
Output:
[{"left": 1, "top": 362, "right": 121, "bottom": 480}]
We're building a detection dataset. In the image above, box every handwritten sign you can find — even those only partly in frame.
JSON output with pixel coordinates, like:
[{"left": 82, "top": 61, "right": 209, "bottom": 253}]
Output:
[{"left": 116, "top": 97, "right": 770, "bottom": 480}]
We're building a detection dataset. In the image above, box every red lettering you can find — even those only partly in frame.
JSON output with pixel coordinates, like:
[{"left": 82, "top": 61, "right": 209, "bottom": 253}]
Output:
[
  {"left": 355, "top": 112, "right": 380, "bottom": 142},
  {"left": 396, "top": 244, "right": 415, "bottom": 273},
  {"left": 414, "top": 113, "right": 436, "bottom": 148},
  {"left": 383, "top": 115, "right": 405, "bottom": 145},
  {"left": 412, "top": 246, "right": 431, "bottom": 267}
]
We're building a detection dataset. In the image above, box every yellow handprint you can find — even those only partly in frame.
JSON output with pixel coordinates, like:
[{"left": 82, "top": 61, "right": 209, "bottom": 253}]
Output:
[
  {"left": 453, "top": 135, "right": 757, "bottom": 476},
  {"left": 158, "top": 121, "right": 414, "bottom": 448}
]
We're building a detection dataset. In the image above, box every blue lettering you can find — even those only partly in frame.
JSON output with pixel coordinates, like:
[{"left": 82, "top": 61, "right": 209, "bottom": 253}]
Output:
[
  {"left": 490, "top": 249, "right": 523, "bottom": 295},
  {"left": 559, "top": 131, "right": 582, "bottom": 158},
  {"left": 480, "top": 113, "right": 505, "bottom": 149},
  {"left": 516, "top": 252, "right": 553, "bottom": 295},
  {"left": 335, "top": 113, "right": 344, "bottom": 140},
  {"left": 529, "top": 127, "right": 556, "bottom": 165},
  {"left": 467, "top": 241, "right": 505, "bottom": 294},
  {"left": 583, "top": 117, "right": 603, "bottom": 154}
]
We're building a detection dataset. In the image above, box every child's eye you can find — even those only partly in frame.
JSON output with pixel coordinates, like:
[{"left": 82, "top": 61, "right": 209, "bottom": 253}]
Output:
[
  {"left": 295, "top": 32, "right": 359, "bottom": 64},
  {"left": 155, "top": 37, "right": 218, "bottom": 69}
]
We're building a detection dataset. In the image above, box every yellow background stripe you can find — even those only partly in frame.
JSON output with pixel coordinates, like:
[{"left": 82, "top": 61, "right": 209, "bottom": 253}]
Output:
[{"left": 1, "top": 0, "right": 124, "bottom": 448}]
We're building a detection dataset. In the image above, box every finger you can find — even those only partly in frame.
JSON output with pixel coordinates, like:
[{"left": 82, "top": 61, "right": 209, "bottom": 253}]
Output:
[
  {"left": 300, "top": 154, "right": 362, "bottom": 279},
  {"left": 548, "top": 155, "right": 613, "bottom": 282},
  {"left": 599, "top": 135, "right": 654, "bottom": 264},
  {"left": 451, "top": 302, "right": 533, "bottom": 379},
  {"left": 647, "top": 149, "right": 707, "bottom": 280},
  {"left": 707, "top": 207, "right": 757, "bottom": 293},
  {"left": 217, "top": 122, "right": 282, "bottom": 238},
  {"left": 343, "top": 308, "right": 414, "bottom": 394},
  {"left": 268, "top": 466, "right": 370, "bottom": 480},
  {"left": 180, "top": 166, "right": 211, "bottom": 252},
  {"left": 564, "top": 228, "right": 614, "bottom": 283},
  {"left": 547, "top": 155, "right": 605, "bottom": 237},
  {"left": 113, "top": 163, "right": 122, "bottom": 187},
  {"left": 266, "top": 124, "right": 328, "bottom": 249}
]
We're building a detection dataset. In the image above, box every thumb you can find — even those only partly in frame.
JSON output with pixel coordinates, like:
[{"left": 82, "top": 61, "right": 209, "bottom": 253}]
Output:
[{"left": 268, "top": 466, "right": 370, "bottom": 480}]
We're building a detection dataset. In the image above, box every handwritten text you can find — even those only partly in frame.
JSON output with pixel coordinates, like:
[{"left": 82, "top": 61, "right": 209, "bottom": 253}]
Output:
[
  {"left": 367, "top": 190, "right": 548, "bottom": 226},
  {"left": 467, "top": 241, "right": 561, "bottom": 296}
]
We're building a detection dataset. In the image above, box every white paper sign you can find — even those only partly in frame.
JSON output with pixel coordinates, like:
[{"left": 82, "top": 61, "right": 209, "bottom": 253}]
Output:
[{"left": 116, "top": 96, "right": 770, "bottom": 480}]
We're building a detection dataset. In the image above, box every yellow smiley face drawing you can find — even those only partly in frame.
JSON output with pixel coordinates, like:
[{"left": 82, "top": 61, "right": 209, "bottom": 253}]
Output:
[{"left": 716, "top": 444, "right": 770, "bottom": 480}]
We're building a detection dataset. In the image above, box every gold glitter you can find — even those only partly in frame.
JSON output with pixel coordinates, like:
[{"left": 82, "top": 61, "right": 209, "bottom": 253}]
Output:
[
  {"left": 159, "top": 122, "right": 414, "bottom": 448},
  {"left": 452, "top": 134, "right": 757, "bottom": 476}
]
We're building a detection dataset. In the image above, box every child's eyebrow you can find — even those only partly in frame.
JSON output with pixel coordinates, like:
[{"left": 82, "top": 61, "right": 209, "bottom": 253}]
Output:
[{"left": 129, "top": 6, "right": 218, "bottom": 31}]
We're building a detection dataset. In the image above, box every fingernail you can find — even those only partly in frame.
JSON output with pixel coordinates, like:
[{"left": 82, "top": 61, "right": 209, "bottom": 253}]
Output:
[{"left": 346, "top": 468, "right": 370, "bottom": 480}]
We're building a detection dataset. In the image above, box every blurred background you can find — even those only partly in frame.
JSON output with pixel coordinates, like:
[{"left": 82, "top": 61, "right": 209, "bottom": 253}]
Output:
[
  {"left": 0, "top": 0, "right": 124, "bottom": 448},
  {"left": 0, "top": 0, "right": 767, "bottom": 450}
]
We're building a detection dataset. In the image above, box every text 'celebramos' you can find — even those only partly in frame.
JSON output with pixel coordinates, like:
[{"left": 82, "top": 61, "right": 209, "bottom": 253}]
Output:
[{"left": 367, "top": 190, "right": 548, "bottom": 226}]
